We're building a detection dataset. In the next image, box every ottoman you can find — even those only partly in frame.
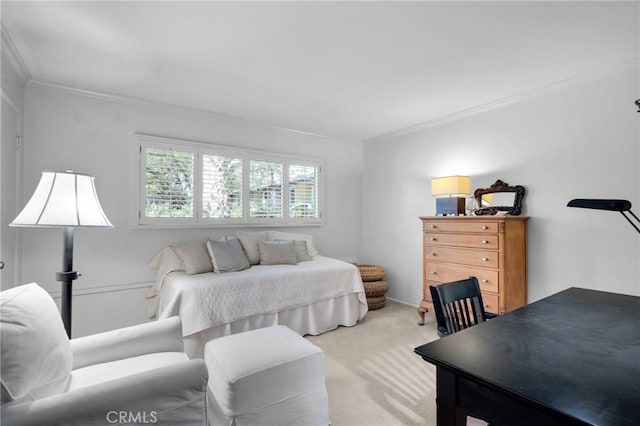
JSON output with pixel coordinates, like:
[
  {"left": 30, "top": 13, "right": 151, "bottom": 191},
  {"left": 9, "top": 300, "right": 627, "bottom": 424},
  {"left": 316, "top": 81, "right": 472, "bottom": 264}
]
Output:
[{"left": 204, "top": 325, "right": 329, "bottom": 426}]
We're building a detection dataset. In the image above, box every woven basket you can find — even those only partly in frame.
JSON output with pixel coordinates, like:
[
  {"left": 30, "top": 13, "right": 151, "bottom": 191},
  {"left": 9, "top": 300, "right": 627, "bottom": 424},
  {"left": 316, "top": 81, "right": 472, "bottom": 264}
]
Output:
[
  {"left": 357, "top": 264, "right": 385, "bottom": 282},
  {"left": 367, "top": 296, "right": 387, "bottom": 310},
  {"left": 363, "top": 280, "right": 389, "bottom": 298}
]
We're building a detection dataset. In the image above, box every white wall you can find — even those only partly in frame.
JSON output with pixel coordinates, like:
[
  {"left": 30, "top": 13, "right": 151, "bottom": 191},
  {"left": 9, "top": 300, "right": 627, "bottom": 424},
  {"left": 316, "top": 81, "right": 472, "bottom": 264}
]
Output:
[
  {"left": 20, "top": 83, "right": 363, "bottom": 336},
  {"left": 362, "top": 65, "right": 640, "bottom": 308},
  {"left": 1, "top": 46, "right": 25, "bottom": 291}
]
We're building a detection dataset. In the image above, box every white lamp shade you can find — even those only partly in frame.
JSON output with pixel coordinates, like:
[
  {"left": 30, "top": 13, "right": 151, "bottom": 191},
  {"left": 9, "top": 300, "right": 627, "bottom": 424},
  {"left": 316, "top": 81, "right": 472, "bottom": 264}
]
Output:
[
  {"left": 431, "top": 175, "right": 471, "bottom": 197},
  {"left": 11, "top": 171, "right": 113, "bottom": 227}
]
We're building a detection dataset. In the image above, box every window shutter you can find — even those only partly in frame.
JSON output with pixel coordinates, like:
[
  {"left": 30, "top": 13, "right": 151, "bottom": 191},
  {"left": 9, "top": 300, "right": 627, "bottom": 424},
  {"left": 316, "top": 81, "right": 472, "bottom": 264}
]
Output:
[
  {"left": 249, "top": 160, "right": 283, "bottom": 219},
  {"left": 201, "top": 154, "right": 243, "bottom": 219},
  {"left": 288, "top": 164, "right": 319, "bottom": 219},
  {"left": 136, "top": 134, "right": 322, "bottom": 227},
  {"left": 143, "top": 146, "right": 195, "bottom": 219}
]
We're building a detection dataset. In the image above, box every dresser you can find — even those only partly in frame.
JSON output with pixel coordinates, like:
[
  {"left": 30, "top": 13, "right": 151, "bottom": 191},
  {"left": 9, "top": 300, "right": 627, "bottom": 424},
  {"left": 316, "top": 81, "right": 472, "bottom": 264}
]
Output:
[{"left": 418, "top": 216, "right": 528, "bottom": 325}]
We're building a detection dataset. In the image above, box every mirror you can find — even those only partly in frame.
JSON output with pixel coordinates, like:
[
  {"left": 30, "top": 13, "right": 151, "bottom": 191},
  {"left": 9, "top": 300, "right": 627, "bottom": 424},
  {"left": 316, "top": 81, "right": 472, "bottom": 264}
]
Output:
[{"left": 474, "top": 180, "right": 525, "bottom": 216}]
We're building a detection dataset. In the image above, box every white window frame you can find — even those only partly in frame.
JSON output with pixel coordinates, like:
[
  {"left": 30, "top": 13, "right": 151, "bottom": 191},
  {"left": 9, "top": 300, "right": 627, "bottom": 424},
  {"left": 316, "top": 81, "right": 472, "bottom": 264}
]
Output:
[{"left": 135, "top": 134, "right": 323, "bottom": 228}]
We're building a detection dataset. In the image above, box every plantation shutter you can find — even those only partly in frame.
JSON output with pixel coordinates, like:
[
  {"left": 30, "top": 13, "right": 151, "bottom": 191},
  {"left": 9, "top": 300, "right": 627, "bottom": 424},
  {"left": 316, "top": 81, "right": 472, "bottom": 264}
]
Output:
[
  {"left": 201, "top": 153, "right": 243, "bottom": 219},
  {"left": 137, "top": 134, "right": 323, "bottom": 226},
  {"left": 249, "top": 160, "right": 283, "bottom": 219},
  {"left": 143, "top": 145, "right": 195, "bottom": 220},
  {"left": 288, "top": 164, "right": 319, "bottom": 219}
]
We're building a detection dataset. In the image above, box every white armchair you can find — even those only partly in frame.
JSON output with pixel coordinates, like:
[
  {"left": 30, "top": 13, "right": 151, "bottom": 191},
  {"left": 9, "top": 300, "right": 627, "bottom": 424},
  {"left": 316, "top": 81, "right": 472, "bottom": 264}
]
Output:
[{"left": 1, "top": 283, "right": 208, "bottom": 426}]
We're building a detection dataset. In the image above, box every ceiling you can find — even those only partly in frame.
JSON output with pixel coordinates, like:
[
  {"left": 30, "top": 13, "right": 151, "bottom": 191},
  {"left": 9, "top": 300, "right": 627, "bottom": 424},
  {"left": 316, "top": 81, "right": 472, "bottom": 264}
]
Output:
[{"left": 2, "top": 1, "right": 638, "bottom": 142}]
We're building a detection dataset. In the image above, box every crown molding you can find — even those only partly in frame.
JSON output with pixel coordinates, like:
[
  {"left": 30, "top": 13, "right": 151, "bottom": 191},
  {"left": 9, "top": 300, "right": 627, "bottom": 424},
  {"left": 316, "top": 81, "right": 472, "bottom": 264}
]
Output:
[
  {"left": 27, "top": 79, "right": 362, "bottom": 145},
  {"left": 364, "top": 58, "right": 640, "bottom": 144},
  {"left": 1, "top": 24, "right": 31, "bottom": 82}
]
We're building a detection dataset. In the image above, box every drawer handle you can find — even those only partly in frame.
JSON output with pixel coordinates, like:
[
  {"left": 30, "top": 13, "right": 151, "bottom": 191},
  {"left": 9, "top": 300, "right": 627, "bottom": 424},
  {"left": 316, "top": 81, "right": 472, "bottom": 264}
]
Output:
[
  {"left": 482, "top": 279, "right": 489, "bottom": 283},
  {"left": 431, "top": 271, "right": 437, "bottom": 275},
  {"left": 482, "top": 257, "right": 489, "bottom": 262},
  {"left": 430, "top": 237, "right": 437, "bottom": 241},
  {"left": 482, "top": 225, "right": 488, "bottom": 230},
  {"left": 431, "top": 253, "right": 437, "bottom": 256},
  {"left": 481, "top": 240, "right": 489, "bottom": 244},
  {"left": 430, "top": 225, "right": 436, "bottom": 229},
  {"left": 484, "top": 304, "right": 489, "bottom": 308}
]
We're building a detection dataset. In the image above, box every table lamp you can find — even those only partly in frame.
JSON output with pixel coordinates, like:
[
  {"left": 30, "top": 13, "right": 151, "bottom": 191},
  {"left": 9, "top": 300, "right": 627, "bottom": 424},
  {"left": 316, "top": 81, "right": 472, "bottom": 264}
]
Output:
[
  {"left": 567, "top": 198, "right": 640, "bottom": 234},
  {"left": 431, "top": 175, "right": 470, "bottom": 216},
  {"left": 10, "top": 170, "right": 113, "bottom": 337}
]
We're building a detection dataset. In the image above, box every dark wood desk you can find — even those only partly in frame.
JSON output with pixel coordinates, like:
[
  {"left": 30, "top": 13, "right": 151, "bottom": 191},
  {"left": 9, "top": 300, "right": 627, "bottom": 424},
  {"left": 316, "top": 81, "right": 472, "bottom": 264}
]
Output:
[{"left": 414, "top": 287, "right": 640, "bottom": 426}]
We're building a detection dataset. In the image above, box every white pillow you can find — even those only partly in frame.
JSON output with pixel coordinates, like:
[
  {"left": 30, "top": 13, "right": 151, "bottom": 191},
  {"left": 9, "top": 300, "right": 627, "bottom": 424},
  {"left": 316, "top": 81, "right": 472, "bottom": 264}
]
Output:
[
  {"left": 148, "top": 246, "right": 185, "bottom": 272},
  {"left": 172, "top": 240, "right": 213, "bottom": 275},
  {"left": 273, "top": 239, "right": 313, "bottom": 262},
  {"left": 236, "top": 231, "right": 268, "bottom": 265},
  {"left": 207, "top": 237, "right": 251, "bottom": 273},
  {"left": 259, "top": 240, "right": 298, "bottom": 265},
  {"left": 1, "top": 283, "right": 72, "bottom": 402},
  {"left": 268, "top": 231, "right": 318, "bottom": 257}
]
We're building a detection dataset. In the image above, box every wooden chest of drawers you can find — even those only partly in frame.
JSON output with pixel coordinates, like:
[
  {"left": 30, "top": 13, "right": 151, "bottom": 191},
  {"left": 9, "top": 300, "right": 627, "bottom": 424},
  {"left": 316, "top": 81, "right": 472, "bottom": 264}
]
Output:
[{"left": 418, "top": 216, "right": 528, "bottom": 324}]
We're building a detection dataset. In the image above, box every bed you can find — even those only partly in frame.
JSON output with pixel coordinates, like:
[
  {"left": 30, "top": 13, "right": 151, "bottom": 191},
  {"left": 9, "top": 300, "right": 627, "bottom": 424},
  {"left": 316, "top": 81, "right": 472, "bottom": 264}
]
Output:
[{"left": 146, "top": 233, "right": 368, "bottom": 358}]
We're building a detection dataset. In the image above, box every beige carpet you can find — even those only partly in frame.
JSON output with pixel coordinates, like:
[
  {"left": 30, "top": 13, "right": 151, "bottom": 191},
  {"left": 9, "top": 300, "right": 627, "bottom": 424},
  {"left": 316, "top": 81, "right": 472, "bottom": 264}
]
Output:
[{"left": 306, "top": 300, "right": 440, "bottom": 426}]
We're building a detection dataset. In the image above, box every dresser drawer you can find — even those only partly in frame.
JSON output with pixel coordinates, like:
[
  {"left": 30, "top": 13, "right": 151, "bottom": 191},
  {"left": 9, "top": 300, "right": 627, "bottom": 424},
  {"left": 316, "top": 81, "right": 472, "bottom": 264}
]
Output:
[
  {"left": 424, "top": 233, "right": 499, "bottom": 250},
  {"left": 426, "top": 246, "right": 499, "bottom": 268},
  {"left": 426, "top": 262, "right": 499, "bottom": 293},
  {"left": 423, "top": 220, "right": 499, "bottom": 234},
  {"left": 481, "top": 292, "right": 499, "bottom": 314}
]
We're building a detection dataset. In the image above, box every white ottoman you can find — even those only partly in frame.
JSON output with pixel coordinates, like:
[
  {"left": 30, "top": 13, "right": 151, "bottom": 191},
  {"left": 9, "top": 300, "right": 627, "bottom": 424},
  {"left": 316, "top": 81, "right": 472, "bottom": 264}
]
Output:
[{"left": 204, "top": 325, "right": 329, "bottom": 426}]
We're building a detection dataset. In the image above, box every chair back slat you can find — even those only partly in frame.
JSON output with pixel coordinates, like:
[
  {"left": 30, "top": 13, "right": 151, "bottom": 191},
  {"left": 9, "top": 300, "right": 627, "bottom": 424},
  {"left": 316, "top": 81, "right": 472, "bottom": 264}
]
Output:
[{"left": 430, "top": 277, "right": 490, "bottom": 336}]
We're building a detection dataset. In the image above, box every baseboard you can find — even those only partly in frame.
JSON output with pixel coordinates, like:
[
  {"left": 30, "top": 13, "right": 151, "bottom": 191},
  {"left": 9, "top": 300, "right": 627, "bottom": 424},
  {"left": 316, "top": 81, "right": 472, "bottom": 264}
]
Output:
[{"left": 385, "top": 296, "right": 419, "bottom": 309}]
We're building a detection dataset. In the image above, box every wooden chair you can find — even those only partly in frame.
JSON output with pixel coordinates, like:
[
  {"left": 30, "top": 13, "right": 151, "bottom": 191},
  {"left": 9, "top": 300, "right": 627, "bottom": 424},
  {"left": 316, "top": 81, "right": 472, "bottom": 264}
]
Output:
[{"left": 429, "top": 277, "right": 497, "bottom": 336}]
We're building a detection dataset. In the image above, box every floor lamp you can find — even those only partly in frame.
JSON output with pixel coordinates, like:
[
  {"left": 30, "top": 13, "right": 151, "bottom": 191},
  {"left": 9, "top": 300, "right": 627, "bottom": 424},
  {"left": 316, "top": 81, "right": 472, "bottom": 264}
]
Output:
[
  {"left": 10, "top": 171, "right": 113, "bottom": 337},
  {"left": 567, "top": 199, "right": 640, "bottom": 234}
]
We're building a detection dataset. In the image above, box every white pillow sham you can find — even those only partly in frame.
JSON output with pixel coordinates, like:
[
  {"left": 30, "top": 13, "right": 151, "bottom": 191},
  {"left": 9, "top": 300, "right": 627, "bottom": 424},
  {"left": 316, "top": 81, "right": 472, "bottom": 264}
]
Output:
[
  {"left": 172, "top": 240, "right": 213, "bottom": 275},
  {"left": 273, "top": 239, "right": 313, "bottom": 262},
  {"left": 236, "top": 231, "right": 268, "bottom": 265},
  {"left": 207, "top": 237, "right": 251, "bottom": 273},
  {"left": 258, "top": 240, "right": 298, "bottom": 265},
  {"left": 267, "top": 231, "right": 318, "bottom": 257}
]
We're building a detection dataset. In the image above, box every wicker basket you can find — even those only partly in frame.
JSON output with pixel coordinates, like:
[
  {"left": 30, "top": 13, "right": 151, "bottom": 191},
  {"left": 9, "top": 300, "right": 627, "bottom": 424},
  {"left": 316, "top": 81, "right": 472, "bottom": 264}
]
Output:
[
  {"left": 366, "top": 296, "right": 387, "bottom": 310},
  {"left": 363, "top": 280, "right": 389, "bottom": 298},
  {"left": 357, "top": 264, "right": 385, "bottom": 282}
]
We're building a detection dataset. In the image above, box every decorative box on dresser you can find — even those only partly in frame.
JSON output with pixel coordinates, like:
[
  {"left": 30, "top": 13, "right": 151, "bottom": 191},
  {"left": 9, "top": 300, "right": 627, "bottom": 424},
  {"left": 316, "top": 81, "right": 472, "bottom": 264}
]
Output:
[{"left": 418, "top": 216, "right": 528, "bottom": 325}]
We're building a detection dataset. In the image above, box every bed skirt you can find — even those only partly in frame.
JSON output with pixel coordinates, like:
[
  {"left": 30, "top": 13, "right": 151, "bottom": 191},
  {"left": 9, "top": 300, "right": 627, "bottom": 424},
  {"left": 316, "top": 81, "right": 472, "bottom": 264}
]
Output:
[{"left": 184, "top": 292, "right": 367, "bottom": 358}]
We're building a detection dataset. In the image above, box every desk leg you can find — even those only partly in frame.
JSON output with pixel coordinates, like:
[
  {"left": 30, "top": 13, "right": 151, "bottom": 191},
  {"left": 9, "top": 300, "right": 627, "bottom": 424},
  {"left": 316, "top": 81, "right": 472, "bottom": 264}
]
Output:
[{"left": 436, "top": 367, "right": 466, "bottom": 426}]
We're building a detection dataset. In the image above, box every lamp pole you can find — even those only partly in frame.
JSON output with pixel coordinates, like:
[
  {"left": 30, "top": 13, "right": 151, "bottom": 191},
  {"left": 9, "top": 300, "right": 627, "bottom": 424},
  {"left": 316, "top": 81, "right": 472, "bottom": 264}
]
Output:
[{"left": 56, "top": 227, "right": 79, "bottom": 337}]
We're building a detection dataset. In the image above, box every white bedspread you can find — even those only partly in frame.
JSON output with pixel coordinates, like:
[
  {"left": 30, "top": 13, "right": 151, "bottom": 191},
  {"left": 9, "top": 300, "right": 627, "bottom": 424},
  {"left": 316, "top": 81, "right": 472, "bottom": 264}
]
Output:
[{"left": 155, "top": 256, "right": 367, "bottom": 336}]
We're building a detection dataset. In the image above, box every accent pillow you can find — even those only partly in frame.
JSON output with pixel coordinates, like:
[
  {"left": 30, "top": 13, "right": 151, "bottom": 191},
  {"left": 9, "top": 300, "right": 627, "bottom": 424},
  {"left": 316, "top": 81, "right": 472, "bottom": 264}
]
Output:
[
  {"left": 148, "top": 246, "right": 185, "bottom": 272},
  {"left": 273, "top": 239, "right": 313, "bottom": 262},
  {"left": 259, "top": 240, "right": 298, "bottom": 265},
  {"left": 1, "top": 283, "right": 72, "bottom": 402},
  {"left": 236, "top": 231, "right": 268, "bottom": 264},
  {"left": 172, "top": 240, "right": 213, "bottom": 275},
  {"left": 207, "top": 237, "right": 251, "bottom": 273},
  {"left": 268, "top": 231, "right": 318, "bottom": 257}
]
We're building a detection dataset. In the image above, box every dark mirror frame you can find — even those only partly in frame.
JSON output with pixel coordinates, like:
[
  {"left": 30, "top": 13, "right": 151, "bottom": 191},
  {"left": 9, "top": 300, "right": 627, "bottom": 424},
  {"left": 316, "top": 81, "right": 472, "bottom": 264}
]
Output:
[{"left": 474, "top": 179, "right": 525, "bottom": 216}]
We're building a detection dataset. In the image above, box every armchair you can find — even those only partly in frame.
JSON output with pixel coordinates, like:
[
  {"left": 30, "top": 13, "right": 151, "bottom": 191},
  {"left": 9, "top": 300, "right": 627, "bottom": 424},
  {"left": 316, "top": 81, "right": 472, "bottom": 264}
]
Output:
[{"left": 1, "top": 283, "right": 208, "bottom": 426}]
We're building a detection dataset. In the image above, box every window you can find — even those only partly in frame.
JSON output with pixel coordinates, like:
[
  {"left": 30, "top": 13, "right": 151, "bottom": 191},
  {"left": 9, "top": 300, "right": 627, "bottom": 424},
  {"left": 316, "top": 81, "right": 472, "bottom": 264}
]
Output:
[
  {"left": 137, "top": 134, "right": 322, "bottom": 227},
  {"left": 289, "top": 164, "right": 318, "bottom": 219},
  {"left": 250, "top": 160, "right": 283, "bottom": 219},
  {"left": 143, "top": 145, "right": 195, "bottom": 221},
  {"left": 202, "top": 153, "right": 243, "bottom": 220}
]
